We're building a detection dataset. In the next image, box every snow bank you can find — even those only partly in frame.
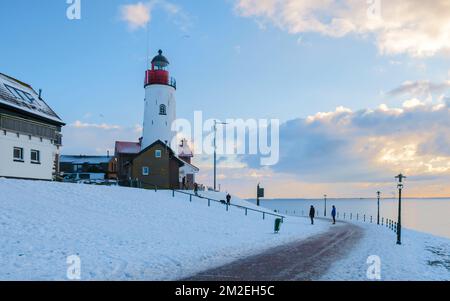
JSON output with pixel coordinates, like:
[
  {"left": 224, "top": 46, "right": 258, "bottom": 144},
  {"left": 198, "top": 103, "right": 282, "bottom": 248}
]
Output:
[
  {"left": 322, "top": 221, "right": 450, "bottom": 280},
  {"left": 0, "top": 179, "right": 330, "bottom": 280}
]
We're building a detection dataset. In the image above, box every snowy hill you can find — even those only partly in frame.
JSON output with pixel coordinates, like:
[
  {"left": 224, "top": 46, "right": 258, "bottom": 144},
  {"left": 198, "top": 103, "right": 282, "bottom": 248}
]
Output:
[{"left": 0, "top": 179, "right": 329, "bottom": 280}]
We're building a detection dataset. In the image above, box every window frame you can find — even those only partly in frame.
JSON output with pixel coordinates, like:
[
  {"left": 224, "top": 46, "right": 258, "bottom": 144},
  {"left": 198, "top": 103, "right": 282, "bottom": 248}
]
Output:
[
  {"left": 155, "top": 150, "right": 162, "bottom": 158},
  {"left": 4, "top": 84, "right": 34, "bottom": 104},
  {"left": 159, "top": 104, "right": 167, "bottom": 115},
  {"left": 142, "top": 166, "right": 150, "bottom": 176},
  {"left": 13, "top": 147, "right": 24, "bottom": 162},
  {"left": 30, "top": 149, "right": 41, "bottom": 164}
]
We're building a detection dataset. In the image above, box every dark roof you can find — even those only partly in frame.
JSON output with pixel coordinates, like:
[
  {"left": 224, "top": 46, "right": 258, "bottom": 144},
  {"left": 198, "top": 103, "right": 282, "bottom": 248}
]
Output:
[
  {"left": 0, "top": 73, "right": 33, "bottom": 90},
  {"left": 115, "top": 141, "right": 141, "bottom": 155},
  {"left": 151, "top": 50, "right": 170, "bottom": 67},
  {"left": 60, "top": 155, "right": 112, "bottom": 164},
  {"left": 0, "top": 72, "right": 64, "bottom": 126}
]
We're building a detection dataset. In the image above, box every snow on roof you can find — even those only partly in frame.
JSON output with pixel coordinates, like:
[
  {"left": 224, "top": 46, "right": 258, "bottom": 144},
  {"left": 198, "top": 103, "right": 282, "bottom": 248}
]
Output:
[
  {"left": 60, "top": 155, "right": 112, "bottom": 165},
  {"left": 178, "top": 156, "right": 199, "bottom": 173},
  {"left": 115, "top": 141, "right": 141, "bottom": 155},
  {"left": 0, "top": 73, "right": 64, "bottom": 125}
]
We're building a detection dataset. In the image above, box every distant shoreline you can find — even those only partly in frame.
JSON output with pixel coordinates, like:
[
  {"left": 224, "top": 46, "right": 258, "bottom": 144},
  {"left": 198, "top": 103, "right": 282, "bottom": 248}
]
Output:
[{"left": 247, "top": 197, "right": 450, "bottom": 201}]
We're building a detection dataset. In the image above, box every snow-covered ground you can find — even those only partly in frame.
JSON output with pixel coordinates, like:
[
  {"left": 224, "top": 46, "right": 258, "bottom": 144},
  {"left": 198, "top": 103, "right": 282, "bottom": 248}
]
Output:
[
  {"left": 322, "top": 221, "right": 450, "bottom": 280},
  {"left": 0, "top": 179, "right": 330, "bottom": 280}
]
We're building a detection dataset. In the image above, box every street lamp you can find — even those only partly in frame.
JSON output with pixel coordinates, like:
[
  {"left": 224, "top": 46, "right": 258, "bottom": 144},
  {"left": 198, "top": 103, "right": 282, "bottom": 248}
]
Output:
[
  {"left": 395, "top": 174, "right": 406, "bottom": 245},
  {"left": 324, "top": 194, "right": 327, "bottom": 217},
  {"left": 377, "top": 191, "right": 381, "bottom": 225},
  {"left": 213, "top": 120, "right": 228, "bottom": 191}
]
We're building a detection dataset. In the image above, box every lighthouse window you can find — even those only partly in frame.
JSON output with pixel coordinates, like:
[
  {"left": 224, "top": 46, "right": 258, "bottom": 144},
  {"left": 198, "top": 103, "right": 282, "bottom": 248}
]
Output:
[{"left": 159, "top": 104, "right": 167, "bottom": 115}]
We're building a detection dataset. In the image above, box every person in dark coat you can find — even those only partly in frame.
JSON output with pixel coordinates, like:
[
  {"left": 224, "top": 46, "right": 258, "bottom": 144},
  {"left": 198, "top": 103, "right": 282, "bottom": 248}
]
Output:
[
  {"left": 309, "top": 205, "right": 315, "bottom": 225},
  {"left": 181, "top": 177, "right": 186, "bottom": 190},
  {"left": 193, "top": 183, "right": 198, "bottom": 196},
  {"left": 226, "top": 193, "right": 231, "bottom": 205},
  {"left": 331, "top": 205, "right": 337, "bottom": 224}
]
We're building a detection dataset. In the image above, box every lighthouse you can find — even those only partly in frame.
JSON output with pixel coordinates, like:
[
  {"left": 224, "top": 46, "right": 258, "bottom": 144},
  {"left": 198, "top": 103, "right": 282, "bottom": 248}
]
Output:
[
  {"left": 114, "top": 49, "right": 198, "bottom": 190},
  {"left": 141, "top": 50, "right": 177, "bottom": 150}
]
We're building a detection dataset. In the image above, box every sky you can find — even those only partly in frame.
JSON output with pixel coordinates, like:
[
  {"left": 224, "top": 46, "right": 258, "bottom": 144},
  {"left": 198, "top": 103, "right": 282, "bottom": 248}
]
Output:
[{"left": 1, "top": 0, "right": 450, "bottom": 198}]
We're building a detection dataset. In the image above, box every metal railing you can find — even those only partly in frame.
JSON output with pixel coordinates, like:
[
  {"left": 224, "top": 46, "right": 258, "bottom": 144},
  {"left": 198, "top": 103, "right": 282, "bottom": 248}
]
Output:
[
  {"left": 173, "top": 189, "right": 285, "bottom": 222},
  {"left": 121, "top": 179, "right": 159, "bottom": 192},
  {"left": 283, "top": 209, "right": 399, "bottom": 234}
]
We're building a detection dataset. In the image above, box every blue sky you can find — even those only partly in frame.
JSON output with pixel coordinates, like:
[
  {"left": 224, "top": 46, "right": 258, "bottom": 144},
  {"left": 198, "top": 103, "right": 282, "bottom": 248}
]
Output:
[{"left": 1, "top": 0, "right": 450, "bottom": 197}]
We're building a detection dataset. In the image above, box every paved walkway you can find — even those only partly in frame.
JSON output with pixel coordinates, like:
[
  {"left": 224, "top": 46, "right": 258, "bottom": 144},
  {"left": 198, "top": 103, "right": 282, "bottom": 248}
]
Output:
[{"left": 184, "top": 220, "right": 364, "bottom": 281}]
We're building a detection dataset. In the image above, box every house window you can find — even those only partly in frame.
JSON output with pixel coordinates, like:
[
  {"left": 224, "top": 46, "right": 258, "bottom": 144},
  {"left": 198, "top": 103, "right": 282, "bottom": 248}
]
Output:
[
  {"left": 155, "top": 150, "right": 162, "bottom": 158},
  {"left": 13, "top": 147, "right": 24, "bottom": 162},
  {"left": 31, "top": 150, "right": 40, "bottom": 164},
  {"left": 142, "top": 166, "right": 150, "bottom": 176},
  {"left": 4, "top": 84, "right": 33, "bottom": 103},
  {"left": 159, "top": 104, "right": 167, "bottom": 115},
  {"left": 24, "top": 92, "right": 35, "bottom": 103}
]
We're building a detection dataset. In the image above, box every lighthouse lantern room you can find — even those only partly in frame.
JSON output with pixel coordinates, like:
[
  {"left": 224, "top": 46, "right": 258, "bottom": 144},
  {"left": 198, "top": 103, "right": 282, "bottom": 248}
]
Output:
[{"left": 142, "top": 50, "right": 177, "bottom": 150}]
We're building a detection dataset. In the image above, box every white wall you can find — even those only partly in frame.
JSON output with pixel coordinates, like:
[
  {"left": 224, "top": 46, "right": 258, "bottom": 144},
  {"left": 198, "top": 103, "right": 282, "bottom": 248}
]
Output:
[
  {"left": 0, "top": 130, "right": 58, "bottom": 180},
  {"left": 141, "top": 84, "right": 177, "bottom": 150}
]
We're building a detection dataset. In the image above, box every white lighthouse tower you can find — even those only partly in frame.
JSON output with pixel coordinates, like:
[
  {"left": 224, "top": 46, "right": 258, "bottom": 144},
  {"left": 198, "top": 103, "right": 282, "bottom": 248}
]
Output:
[{"left": 141, "top": 50, "right": 177, "bottom": 150}]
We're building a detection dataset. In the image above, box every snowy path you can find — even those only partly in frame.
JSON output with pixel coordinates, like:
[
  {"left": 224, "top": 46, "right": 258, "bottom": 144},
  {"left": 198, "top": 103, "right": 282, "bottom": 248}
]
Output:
[{"left": 184, "top": 220, "right": 363, "bottom": 281}]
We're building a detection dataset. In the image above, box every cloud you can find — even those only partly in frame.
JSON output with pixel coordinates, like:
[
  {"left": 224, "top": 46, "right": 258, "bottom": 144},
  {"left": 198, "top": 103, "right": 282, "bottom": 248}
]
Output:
[
  {"left": 120, "top": 2, "right": 153, "bottom": 30},
  {"left": 120, "top": 0, "right": 191, "bottom": 31},
  {"left": 71, "top": 120, "right": 122, "bottom": 130},
  {"left": 234, "top": 0, "right": 450, "bottom": 57},
  {"left": 62, "top": 121, "right": 142, "bottom": 155},
  {"left": 388, "top": 80, "right": 450, "bottom": 99},
  {"left": 242, "top": 100, "right": 450, "bottom": 183}
]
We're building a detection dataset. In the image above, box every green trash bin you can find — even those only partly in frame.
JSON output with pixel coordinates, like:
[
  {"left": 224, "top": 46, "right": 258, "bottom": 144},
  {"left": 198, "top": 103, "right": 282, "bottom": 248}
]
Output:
[{"left": 274, "top": 218, "right": 282, "bottom": 233}]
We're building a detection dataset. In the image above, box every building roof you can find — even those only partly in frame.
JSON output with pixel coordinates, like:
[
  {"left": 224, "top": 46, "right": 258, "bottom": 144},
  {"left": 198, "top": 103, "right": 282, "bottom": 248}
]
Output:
[
  {"left": 0, "top": 72, "right": 64, "bottom": 125},
  {"left": 137, "top": 140, "right": 185, "bottom": 167},
  {"left": 151, "top": 50, "right": 170, "bottom": 68},
  {"left": 178, "top": 157, "right": 199, "bottom": 173},
  {"left": 115, "top": 141, "right": 141, "bottom": 155},
  {"left": 60, "top": 155, "right": 112, "bottom": 165}
]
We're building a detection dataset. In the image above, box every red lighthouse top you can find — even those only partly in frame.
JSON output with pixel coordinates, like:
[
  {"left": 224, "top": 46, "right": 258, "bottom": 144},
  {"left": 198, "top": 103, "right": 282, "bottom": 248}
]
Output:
[{"left": 144, "top": 50, "right": 176, "bottom": 89}]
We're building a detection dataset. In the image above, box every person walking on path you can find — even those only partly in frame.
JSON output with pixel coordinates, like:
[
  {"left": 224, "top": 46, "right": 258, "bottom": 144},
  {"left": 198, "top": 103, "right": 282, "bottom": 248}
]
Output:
[
  {"left": 226, "top": 193, "right": 231, "bottom": 205},
  {"left": 309, "top": 206, "right": 315, "bottom": 225},
  {"left": 331, "top": 205, "right": 337, "bottom": 224},
  {"left": 181, "top": 177, "right": 186, "bottom": 190},
  {"left": 194, "top": 183, "right": 199, "bottom": 196}
]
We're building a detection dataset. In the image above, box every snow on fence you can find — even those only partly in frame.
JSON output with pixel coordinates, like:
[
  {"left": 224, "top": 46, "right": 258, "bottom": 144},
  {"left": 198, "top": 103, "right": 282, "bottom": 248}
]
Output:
[{"left": 173, "top": 189, "right": 285, "bottom": 222}]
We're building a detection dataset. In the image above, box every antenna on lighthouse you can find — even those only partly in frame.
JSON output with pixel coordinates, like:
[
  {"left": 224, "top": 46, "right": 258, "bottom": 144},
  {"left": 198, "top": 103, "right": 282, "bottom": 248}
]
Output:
[{"left": 145, "top": 21, "right": 150, "bottom": 69}]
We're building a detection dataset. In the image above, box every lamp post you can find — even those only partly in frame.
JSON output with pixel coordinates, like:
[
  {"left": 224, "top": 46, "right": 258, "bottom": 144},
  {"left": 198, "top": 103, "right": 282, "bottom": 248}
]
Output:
[
  {"left": 377, "top": 191, "right": 381, "bottom": 225},
  {"left": 257, "top": 183, "right": 264, "bottom": 206},
  {"left": 395, "top": 174, "right": 406, "bottom": 245},
  {"left": 213, "top": 120, "right": 227, "bottom": 191},
  {"left": 324, "top": 194, "right": 327, "bottom": 217}
]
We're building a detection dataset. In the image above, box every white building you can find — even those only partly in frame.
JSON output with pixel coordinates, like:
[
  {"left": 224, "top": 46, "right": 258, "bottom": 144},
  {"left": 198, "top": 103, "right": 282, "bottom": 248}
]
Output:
[{"left": 0, "top": 73, "right": 64, "bottom": 181}]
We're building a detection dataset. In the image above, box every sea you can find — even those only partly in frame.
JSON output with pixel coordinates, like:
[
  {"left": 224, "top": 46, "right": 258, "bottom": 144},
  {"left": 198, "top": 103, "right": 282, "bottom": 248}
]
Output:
[{"left": 248, "top": 198, "right": 450, "bottom": 239}]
